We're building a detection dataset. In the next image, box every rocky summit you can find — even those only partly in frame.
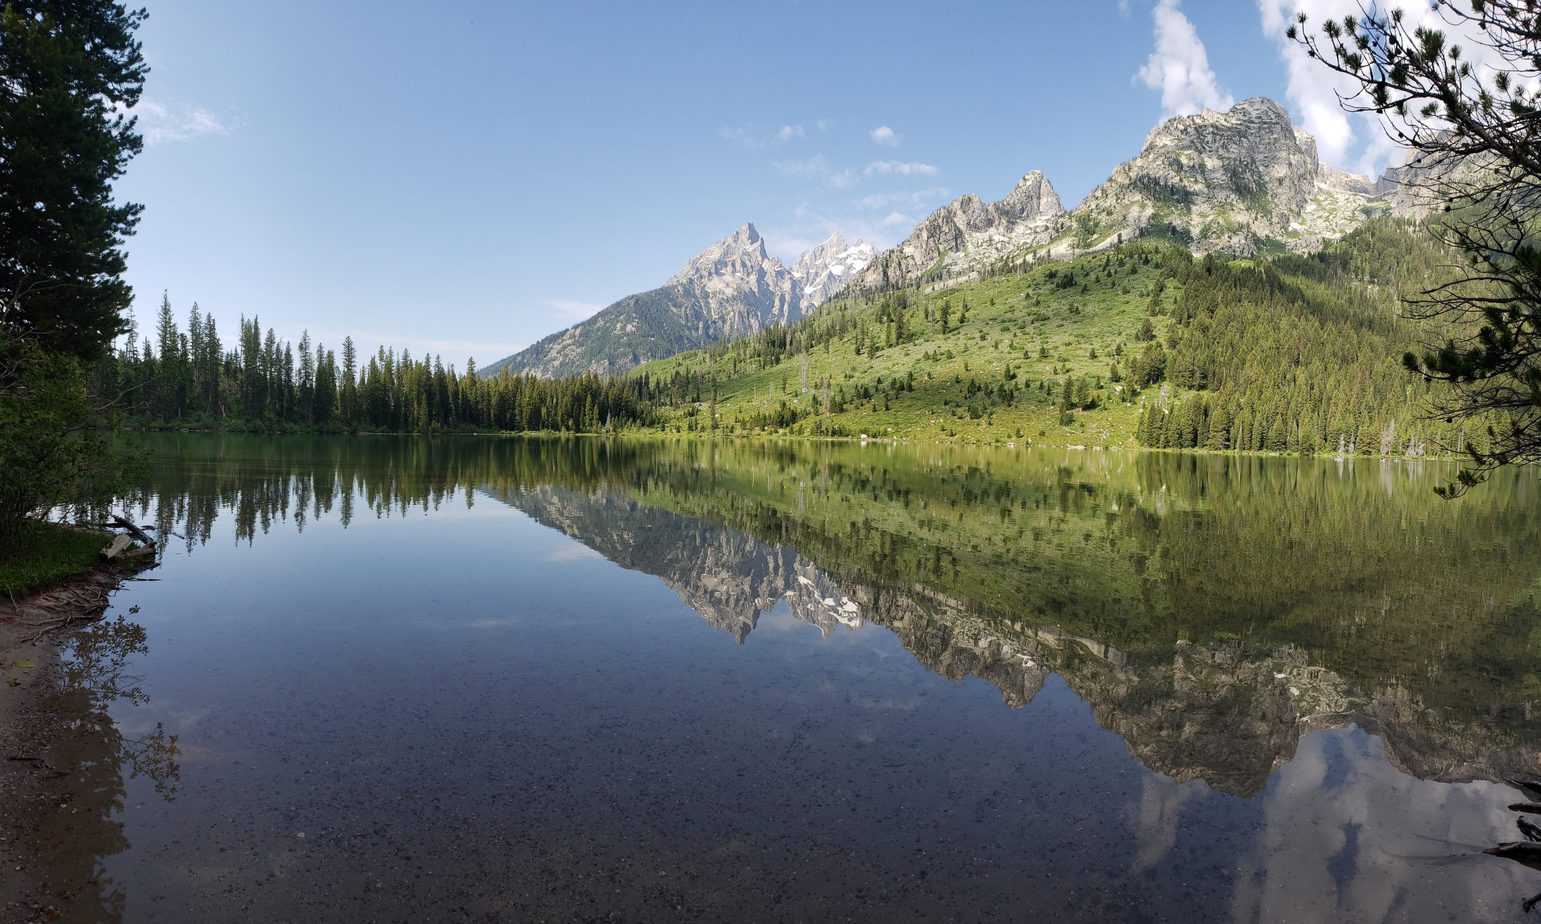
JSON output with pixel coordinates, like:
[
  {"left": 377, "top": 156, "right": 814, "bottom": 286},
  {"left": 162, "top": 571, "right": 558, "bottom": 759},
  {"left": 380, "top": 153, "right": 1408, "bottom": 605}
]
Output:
[
  {"left": 849, "top": 170, "right": 1066, "bottom": 292},
  {"left": 484, "top": 222, "right": 825, "bottom": 379},
  {"left": 1062, "top": 97, "right": 1387, "bottom": 257},
  {"left": 848, "top": 98, "right": 1412, "bottom": 295}
]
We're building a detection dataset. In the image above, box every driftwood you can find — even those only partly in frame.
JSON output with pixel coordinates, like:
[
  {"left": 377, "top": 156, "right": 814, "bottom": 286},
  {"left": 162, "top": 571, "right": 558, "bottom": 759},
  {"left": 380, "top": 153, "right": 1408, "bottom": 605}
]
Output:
[
  {"left": 3, "top": 562, "right": 154, "bottom": 643},
  {"left": 100, "top": 534, "right": 134, "bottom": 561},
  {"left": 8, "top": 576, "right": 116, "bottom": 642},
  {"left": 110, "top": 513, "right": 153, "bottom": 545}
]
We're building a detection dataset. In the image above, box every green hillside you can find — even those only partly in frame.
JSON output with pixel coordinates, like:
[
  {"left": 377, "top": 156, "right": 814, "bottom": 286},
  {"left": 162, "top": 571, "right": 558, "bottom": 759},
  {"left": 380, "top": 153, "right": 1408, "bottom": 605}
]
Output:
[{"left": 631, "top": 220, "right": 1473, "bottom": 455}]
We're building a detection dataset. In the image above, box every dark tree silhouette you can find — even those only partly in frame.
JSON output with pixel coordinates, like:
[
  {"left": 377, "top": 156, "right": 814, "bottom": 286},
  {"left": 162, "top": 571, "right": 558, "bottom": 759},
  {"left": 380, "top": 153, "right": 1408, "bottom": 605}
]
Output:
[{"left": 0, "top": 1, "right": 149, "bottom": 359}]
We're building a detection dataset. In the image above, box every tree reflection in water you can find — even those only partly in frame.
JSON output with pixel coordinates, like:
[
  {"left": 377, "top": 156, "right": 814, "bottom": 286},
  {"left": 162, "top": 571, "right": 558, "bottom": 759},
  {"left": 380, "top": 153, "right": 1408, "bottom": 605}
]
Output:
[{"left": 27, "top": 613, "right": 179, "bottom": 923}]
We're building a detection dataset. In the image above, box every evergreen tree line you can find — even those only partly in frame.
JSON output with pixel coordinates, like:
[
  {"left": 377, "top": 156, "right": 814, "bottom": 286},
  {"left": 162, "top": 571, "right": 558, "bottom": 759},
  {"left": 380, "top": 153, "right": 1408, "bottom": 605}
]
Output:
[
  {"left": 96, "top": 293, "right": 656, "bottom": 433},
  {"left": 1134, "top": 220, "right": 1478, "bottom": 456}
]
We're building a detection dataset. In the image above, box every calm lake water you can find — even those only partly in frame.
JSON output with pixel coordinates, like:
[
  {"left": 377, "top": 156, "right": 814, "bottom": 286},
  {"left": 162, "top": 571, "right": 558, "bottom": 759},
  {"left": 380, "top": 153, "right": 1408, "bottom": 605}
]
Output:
[{"left": 33, "top": 434, "right": 1541, "bottom": 921}]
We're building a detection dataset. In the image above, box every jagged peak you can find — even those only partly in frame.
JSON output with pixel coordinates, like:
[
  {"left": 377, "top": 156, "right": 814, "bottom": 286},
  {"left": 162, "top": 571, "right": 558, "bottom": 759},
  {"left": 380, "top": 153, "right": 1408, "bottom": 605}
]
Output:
[
  {"left": 670, "top": 222, "right": 777, "bottom": 284},
  {"left": 1143, "top": 95, "right": 1297, "bottom": 149},
  {"left": 997, "top": 170, "right": 1063, "bottom": 218}
]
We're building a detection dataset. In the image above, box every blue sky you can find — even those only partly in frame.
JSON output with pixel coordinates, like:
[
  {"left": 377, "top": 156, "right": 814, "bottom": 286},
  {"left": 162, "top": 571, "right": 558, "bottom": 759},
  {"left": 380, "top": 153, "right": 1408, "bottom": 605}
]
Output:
[{"left": 116, "top": 0, "right": 1392, "bottom": 366}]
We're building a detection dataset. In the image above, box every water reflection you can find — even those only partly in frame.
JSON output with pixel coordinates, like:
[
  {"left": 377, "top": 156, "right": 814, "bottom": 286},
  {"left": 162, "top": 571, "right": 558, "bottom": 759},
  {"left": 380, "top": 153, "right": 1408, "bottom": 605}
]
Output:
[
  {"left": 110, "top": 434, "right": 1541, "bottom": 793},
  {"left": 24, "top": 614, "right": 180, "bottom": 923},
  {"left": 69, "top": 433, "right": 1541, "bottom": 919}
]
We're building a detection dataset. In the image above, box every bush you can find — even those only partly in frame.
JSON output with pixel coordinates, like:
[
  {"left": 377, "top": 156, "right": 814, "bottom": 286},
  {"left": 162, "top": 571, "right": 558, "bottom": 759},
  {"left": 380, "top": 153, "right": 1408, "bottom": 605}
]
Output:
[{"left": 0, "top": 340, "right": 127, "bottom": 551}]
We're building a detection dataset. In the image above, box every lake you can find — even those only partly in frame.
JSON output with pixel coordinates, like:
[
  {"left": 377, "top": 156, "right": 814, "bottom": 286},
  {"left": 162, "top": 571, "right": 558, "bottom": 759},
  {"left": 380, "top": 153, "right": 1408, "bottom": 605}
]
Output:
[{"left": 29, "top": 434, "right": 1541, "bottom": 921}]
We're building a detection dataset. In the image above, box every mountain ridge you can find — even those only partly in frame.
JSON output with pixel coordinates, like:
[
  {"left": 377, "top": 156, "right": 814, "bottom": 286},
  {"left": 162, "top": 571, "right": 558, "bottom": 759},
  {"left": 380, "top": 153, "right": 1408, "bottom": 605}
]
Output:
[
  {"left": 488, "top": 95, "right": 1427, "bottom": 377},
  {"left": 483, "top": 224, "right": 872, "bottom": 379}
]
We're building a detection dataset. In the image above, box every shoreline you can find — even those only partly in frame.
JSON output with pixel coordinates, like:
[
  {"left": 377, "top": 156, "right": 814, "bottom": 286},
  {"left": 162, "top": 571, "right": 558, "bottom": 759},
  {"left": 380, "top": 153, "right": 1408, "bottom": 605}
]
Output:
[
  {"left": 0, "top": 553, "right": 154, "bottom": 922},
  {"left": 111, "top": 424, "right": 1467, "bottom": 464}
]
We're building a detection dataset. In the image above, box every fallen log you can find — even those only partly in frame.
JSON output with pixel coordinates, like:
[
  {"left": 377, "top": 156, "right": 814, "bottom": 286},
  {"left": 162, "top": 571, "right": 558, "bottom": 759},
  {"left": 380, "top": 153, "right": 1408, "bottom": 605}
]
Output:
[{"left": 110, "top": 513, "right": 153, "bottom": 545}]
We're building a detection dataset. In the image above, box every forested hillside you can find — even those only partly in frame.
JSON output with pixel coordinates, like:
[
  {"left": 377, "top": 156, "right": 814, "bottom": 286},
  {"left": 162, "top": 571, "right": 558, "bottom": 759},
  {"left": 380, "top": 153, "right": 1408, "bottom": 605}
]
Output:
[{"left": 633, "top": 219, "right": 1476, "bottom": 456}]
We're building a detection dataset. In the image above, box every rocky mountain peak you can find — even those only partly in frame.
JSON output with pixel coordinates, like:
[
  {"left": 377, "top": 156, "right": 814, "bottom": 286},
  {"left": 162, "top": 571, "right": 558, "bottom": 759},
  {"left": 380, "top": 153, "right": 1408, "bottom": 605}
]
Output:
[
  {"left": 848, "top": 169, "right": 1066, "bottom": 292},
  {"left": 996, "top": 170, "right": 1063, "bottom": 222},
  {"left": 792, "top": 232, "right": 876, "bottom": 306},
  {"left": 670, "top": 222, "right": 777, "bottom": 286},
  {"left": 1065, "top": 95, "right": 1375, "bottom": 256}
]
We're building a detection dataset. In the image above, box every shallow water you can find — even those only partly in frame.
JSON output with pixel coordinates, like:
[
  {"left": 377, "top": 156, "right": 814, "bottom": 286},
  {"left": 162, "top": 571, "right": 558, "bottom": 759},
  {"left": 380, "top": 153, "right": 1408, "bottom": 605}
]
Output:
[{"left": 32, "top": 435, "right": 1541, "bottom": 921}]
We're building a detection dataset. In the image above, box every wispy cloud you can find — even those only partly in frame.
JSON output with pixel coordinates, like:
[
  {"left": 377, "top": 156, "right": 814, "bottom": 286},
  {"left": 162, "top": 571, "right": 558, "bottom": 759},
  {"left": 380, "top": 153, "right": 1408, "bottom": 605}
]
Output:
[
  {"left": 773, "top": 154, "right": 856, "bottom": 189},
  {"left": 544, "top": 298, "right": 602, "bottom": 324},
  {"left": 857, "top": 187, "right": 950, "bottom": 211},
  {"left": 1136, "top": 0, "right": 1233, "bottom": 118},
  {"left": 774, "top": 154, "right": 833, "bottom": 178},
  {"left": 880, "top": 210, "right": 912, "bottom": 227},
  {"left": 127, "top": 99, "right": 232, "bottom": 146},
  {"left": 723, "top": 122, "right": 813, "bottom": 148},
  {"left": 863, "top": 160, "right": 939, "bottom": 177},
  {"left": 869, "top": 125, "right": 900, "bottom": 147},
  {"left": 719, "top": 124, "right": 764, "bottom": 148}
]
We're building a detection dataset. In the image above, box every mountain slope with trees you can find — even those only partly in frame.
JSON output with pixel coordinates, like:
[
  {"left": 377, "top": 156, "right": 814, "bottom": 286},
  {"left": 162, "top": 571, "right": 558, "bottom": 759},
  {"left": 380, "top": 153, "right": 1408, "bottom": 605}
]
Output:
[{"left": 632, "top": 219, "right": 1476, "bottom": 456}]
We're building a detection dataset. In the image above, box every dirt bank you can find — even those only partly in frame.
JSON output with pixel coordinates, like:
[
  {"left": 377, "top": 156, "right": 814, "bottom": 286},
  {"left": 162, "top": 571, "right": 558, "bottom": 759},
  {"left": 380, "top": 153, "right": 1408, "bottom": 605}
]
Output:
[{"left": 1, "top": 561, "right": 153, "bottom": 923}]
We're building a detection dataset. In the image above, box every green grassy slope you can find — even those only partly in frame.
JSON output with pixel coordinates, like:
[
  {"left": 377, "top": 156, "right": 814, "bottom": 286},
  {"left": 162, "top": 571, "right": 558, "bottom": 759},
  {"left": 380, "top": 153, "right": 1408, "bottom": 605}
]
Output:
[
  {"left": 637, "top": 242, "right": 1184, "bottom": 445},
  {"left": 0, "top": 522, "right": 106, "bottom": 596},
  {"left": 630, "top": 221, "right": 1465, "bottom": 453}
]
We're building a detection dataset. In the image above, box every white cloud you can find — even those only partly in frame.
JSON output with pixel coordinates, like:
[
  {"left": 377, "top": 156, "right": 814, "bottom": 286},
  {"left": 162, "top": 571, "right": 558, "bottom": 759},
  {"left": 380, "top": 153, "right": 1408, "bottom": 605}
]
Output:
[
  {"left": 863, "top": 160, "right": 939, "bottom": 177},
  {"left": 879, "top": 210, "right": 912, "bottom": 227},
  {"left": 778, "top": 124, "right": 805, "bottom": 141},
  {"left": 1118, "top": 0, "right": 1130, "bottom": 15},
  {"left": 869, "top": 125, "right": 900, "bottom": 147},
  {"left": 120, "top": 99, "right": 230, "bottom": 145},
  {"left": 1137, "top": 0, "right": 1233, "bottom": 118},
  {"left": 1254, "top": 0, "right": 1497, "bottom": 174}
]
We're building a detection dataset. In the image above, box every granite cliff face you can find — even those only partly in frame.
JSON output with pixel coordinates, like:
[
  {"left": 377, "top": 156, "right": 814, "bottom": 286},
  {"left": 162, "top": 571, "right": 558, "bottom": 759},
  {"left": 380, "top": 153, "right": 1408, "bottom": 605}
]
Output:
[
  {"left": 666, "top": 222, "right": 802, "bottom": 331},
  {"left": 482, "top": 223, "right": 805, "bottom": 379},
  {"left": 1063, "top": 97, "right": 1387, "bottom": 256},
  {"left": 849, "top": 171, "right": 1065, "bottom": 291},
  {"left": 848, "top": 98, "right": 1406, "bottom": 293}
]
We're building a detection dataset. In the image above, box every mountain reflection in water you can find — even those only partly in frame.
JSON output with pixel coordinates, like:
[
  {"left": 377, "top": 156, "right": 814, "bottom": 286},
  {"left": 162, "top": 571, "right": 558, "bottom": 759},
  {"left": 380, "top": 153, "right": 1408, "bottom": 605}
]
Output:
[{"left": 36, "top": 433, "right": 1541, "bottom": 921}]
